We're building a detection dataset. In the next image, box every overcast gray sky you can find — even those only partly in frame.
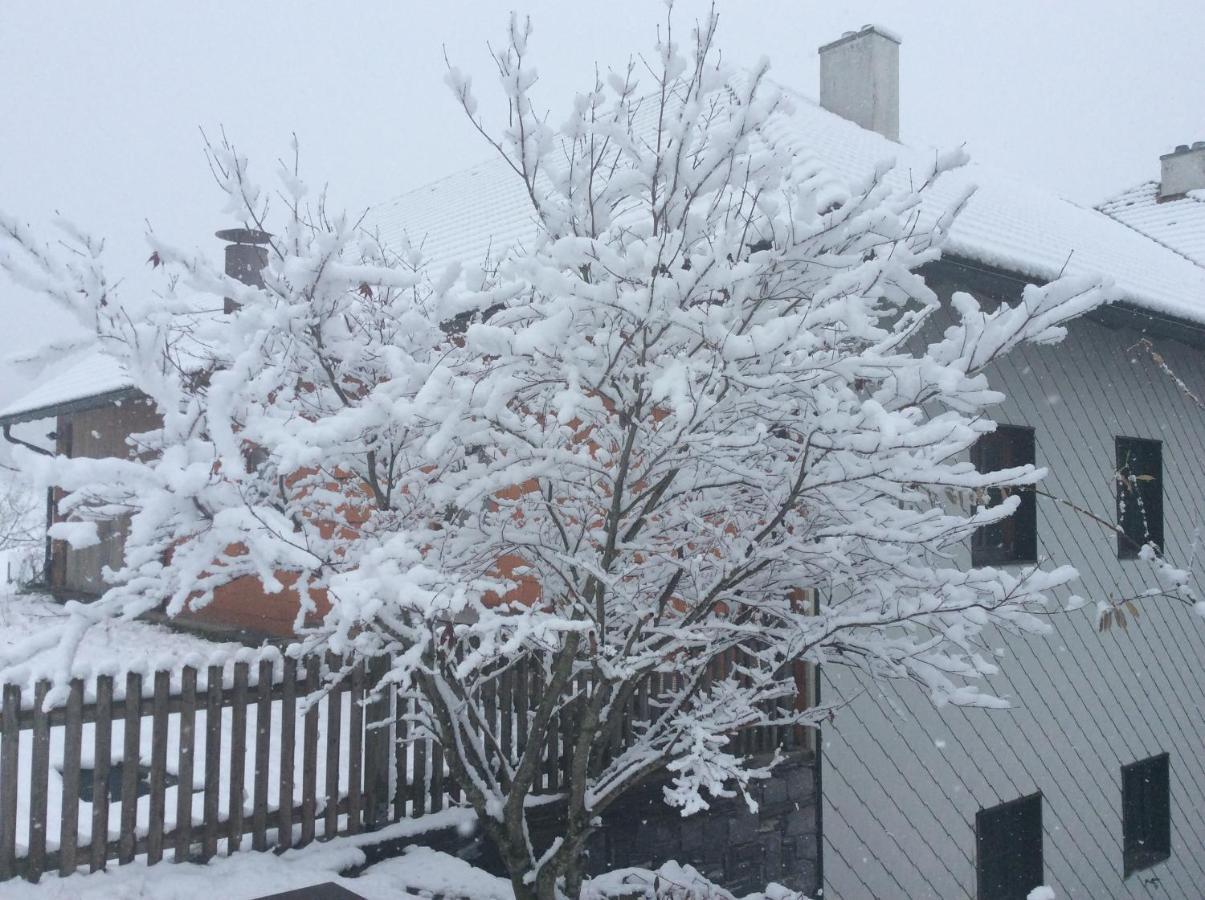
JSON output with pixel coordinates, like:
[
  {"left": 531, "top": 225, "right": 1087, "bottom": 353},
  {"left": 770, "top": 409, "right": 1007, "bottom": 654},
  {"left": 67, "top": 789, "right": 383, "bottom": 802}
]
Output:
[{"left": 1, "top": 0, "right": 1202, "bottom": 410}]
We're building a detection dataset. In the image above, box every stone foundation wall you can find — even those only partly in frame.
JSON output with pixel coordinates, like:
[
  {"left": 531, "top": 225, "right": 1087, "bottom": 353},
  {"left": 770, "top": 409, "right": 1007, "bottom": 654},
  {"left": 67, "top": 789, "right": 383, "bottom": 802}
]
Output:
[{"left": 464, "top": 752, "right": 820, "bottom": 895}]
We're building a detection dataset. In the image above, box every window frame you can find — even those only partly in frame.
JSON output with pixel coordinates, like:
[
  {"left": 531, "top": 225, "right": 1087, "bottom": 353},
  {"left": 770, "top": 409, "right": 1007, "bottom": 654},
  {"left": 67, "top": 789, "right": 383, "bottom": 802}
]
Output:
[
  {"left": 976, "top": 791, "right": 1044, "bottom": 900},
  {"left": 1115, "top": 436, "right": 1163, "bottom": 560},
  {"left": 971, "top": 424, "right": 1038, "bottom": 567},
  {"left": 1122, "top": 752, "right": 1171, "bottom": 877}
]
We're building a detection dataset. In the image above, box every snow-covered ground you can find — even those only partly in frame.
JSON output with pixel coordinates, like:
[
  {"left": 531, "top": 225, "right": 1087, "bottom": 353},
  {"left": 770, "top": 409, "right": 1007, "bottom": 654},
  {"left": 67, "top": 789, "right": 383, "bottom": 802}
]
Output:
[
  {"left": 0, "top": 809, "right": 510, "bottom": 899},
  {"left": 0, "top": 591, "right": 247, "bottom": 690}
]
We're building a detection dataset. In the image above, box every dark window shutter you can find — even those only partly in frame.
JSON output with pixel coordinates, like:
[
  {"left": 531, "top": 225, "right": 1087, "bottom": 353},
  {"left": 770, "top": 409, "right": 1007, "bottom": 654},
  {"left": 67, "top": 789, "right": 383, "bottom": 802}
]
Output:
[
  {"left": 1123, "top": 753, "right": 1171, "bottom": 876},
  {"left": 972, "top": 425, "right": 1037, "bottom": 566},
  {"left": 976, "top": 792, "right": 1043, "bottom": 900}
]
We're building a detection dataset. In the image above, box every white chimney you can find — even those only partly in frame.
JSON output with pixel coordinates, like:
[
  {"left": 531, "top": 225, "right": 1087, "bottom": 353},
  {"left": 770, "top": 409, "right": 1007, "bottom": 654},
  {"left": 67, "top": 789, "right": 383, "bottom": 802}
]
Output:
[
  {"left": 818, "top": 24, "right": 901, "bottom": 141},
  {"left": 1159, "top": 142, "right": 1205, "bottom": 199}
]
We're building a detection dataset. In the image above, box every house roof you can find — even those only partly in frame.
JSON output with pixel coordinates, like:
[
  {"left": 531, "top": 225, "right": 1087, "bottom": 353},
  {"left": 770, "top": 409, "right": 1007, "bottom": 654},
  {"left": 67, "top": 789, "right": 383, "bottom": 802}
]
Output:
[
  {"left": 7, "top": 77, "right": 1205, "bottom": 426},
  {"left": 1097, "top": 180, "right": 1205, "bottom": 269},
  {"left": 374, "top": 82, "right": 1205, "bottom": 328},
  {"left": 0, "top": 352, "right": 138, "bottom": 426}
]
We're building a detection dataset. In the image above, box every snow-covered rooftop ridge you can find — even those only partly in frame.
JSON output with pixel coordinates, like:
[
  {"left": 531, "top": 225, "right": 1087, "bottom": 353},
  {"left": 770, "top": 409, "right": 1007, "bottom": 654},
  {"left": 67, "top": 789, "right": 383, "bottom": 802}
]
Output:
[
  {"left": 1097, "top": 180, "right": 1205, "bottom": 270},
  {"left": 371, "top": 76, "right": 1205, "bottom": 327},
  {"left": 0, "top": 350, "right": 135, "bottom": 423}
]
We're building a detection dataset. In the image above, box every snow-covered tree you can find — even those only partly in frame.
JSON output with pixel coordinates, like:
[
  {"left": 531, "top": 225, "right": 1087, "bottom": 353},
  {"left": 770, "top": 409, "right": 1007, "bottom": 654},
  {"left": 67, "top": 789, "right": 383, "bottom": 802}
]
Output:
[{"left": 0, "top": 9, "right": 1117, "bottom": 898}]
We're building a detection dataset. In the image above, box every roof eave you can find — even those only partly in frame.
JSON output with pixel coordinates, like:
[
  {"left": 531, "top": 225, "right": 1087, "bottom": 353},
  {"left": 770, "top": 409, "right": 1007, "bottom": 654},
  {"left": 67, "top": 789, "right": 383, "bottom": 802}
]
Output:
[{"left": 0, "top": 386, "right": 144, "bottom": 428}]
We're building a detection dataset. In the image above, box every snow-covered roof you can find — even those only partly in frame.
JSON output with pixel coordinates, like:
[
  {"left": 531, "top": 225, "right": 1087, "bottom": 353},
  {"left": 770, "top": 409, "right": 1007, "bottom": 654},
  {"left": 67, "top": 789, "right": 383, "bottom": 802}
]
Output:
[
  {"left": 0, "top": 351, "right": 136, "bottom": 425},
  {"left": 374, "top": 82, "right": 1205, "bottom": 327},
  {"left": 9, "top": 77, "right": 1205, "bottom": 424},
  {"left": 1097, "top": 181, "right": 1205, "bottom": 269}
]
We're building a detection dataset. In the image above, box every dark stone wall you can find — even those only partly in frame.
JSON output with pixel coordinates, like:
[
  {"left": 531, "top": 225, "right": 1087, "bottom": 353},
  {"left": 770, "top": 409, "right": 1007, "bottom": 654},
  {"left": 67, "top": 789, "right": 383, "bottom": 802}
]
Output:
[{"left": 467, "top": 752, "right": 820, "bottom": 896}]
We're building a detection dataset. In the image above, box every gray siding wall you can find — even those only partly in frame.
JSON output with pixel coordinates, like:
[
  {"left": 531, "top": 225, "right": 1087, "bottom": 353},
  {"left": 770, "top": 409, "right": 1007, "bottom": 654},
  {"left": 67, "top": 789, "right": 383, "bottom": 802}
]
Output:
[{"left": 822, "top": 273, "right": 1205, "bottom": 899}]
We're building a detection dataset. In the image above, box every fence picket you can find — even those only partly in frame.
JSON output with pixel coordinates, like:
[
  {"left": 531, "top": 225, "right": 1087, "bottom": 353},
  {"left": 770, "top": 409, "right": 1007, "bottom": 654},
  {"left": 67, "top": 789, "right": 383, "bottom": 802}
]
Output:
[
  {"left": 349, "top": 662, "right": 364, "bottom": 832},
  {"left": 202, "top": 666, "right": 223, "bottom": 860},
  {"left": 175, "top": 666, "right": 197, "bottom": 863},
  {"left": 278, "top": 658, "right": 297, "bottom": 851},
  {"left": 363, "top": 656, "right": 390, "bottom": 830},
  {"left": 500, "top": 665, "right": 514, "bottom": 764},
  {"left": 324, "top": 671, "right": 342, "bottom": 839},
  {"left": 0, "top": 684, "right": 19, "bottom": 880},
  {"left": 300, "top": 657, "right": 319, "bottom": 846},
  {"left": 412, "top": 724, "right": 427, "bottom": 818},
  {"left": 59, "top": 679, "right": 83, "bottom": 876},
  {"left": 0, "top": 640, "right": 805, "bottom": 881},
  {"left": 391, "top": 687, "right": 407, "bottom": 821},
  {"left": 228, "top": 662, "right": 248, "bottom": 855},
  {"left": 147, "top": 671, "right": 169, "bottom": 865},
  {"left": 252, "top": 659, "right": 273, "bottom": 851},
  {"left": 90, "top": 674, "right": 113, "bottom": 872},
  {"left": 27, "top": 681, "right": 50, "bottom": 881},
  {"left": 118, "top": 672, "right": 142, "bottom": 864}
]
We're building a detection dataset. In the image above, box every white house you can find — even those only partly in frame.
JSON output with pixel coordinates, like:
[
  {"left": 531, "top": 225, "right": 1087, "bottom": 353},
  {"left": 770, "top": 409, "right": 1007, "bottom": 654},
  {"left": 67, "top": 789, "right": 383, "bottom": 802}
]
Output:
[{"left": 2, "top": 23, "right": 1204, "bottom": 900}]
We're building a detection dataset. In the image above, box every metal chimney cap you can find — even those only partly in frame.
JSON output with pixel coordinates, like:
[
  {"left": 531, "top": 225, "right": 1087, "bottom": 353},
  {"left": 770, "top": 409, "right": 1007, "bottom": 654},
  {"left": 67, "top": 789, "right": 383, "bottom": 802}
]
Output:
[{"left": 215, "top": 227, "right": 272, "bottom": 245}]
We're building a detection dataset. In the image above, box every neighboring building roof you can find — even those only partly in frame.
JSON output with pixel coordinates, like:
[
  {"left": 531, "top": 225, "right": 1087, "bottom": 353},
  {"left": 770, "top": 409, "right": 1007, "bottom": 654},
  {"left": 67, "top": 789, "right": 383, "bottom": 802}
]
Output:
[
  {"left": 9, "top": 77, "right": 1205, "bottom": 425},
  {"left": 1097, "top": 180, "right": 1205, "bottom": 269},
  {"left": 0, "top": 351, "right": 137, "bottom": 426},
  {"left": 374, "top": 82, "right": 1205, "bottom": 328}
]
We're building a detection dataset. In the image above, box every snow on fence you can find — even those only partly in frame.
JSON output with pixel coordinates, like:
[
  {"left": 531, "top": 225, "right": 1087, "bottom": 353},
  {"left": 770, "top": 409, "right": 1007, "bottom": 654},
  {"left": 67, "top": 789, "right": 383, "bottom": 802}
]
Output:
[{"left": 0, "top": 651, "right": 812, "bottom": 884}]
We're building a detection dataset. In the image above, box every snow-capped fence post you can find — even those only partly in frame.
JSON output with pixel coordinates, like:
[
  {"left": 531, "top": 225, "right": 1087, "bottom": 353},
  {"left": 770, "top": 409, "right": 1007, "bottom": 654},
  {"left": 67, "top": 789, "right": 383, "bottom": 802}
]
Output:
[
  {"left": 0, "top": 683, "right": 18, "bottom": 880},
  {"left": 58, "top": 679, "right": 83, "bottom": 875},
  {"left": 348, "top": 661, "right": 364, "bottom": 832},
  {"left": 278, "top": 657, "right": 297, "bottom": 850},
  {"left": 119, "top": 670, "right": 142, "bottom": 864},
  {"left": 252, "top": 658, "right": 273, "bottom": 851},
  {"left": 89, "top": 674, "right": 112, "bottom": 873},
  {"left": 227, "top": 661, "right": 249, "bottom": 855},
  {"left": 146, "top": 669, "right": 170, "bottom": 864},
  {"left": 174, "top": 665, "right": 197, "bottom": 863},
  {"left": 27, "top": 681, "right": 50, "bottom": 880},
  {"left": 202, "top": 665, "right": 223, "bottom": 860},
  {"left": 323, "top": 661, "right": 342, "bottom": 840},
  {"left": 362, "top": 655, "right": 391, "bottom": 831},
  {"left": 300, "top": 657, "right": 320, "bottom": 845}
]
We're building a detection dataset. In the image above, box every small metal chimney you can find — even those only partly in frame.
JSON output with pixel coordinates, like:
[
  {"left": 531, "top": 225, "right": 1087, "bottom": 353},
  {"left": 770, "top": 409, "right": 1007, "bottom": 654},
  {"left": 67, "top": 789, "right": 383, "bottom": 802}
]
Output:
[
  {"left": 1159, "top": 142, "right": 1205, "bottom": 200},
  {"left": 216, "top": 227, "right": 270, "bottom": 313},
  {"left": 818, "top": 24, "right": 901, "bottom": 141}
]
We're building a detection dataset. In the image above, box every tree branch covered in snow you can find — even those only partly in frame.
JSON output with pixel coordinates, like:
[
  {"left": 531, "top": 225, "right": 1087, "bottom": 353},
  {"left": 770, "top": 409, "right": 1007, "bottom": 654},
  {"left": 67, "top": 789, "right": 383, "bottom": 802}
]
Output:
[{"left": 0, "top": 7, "right": 1115, "bottom": 898}]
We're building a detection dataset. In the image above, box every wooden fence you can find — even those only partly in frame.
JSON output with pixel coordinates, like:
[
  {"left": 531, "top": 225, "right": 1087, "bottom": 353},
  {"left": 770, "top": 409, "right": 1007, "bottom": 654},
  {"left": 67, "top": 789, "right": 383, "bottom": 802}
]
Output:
[{"left": 0, "top": 653, "right": 811, "bottom": 883}]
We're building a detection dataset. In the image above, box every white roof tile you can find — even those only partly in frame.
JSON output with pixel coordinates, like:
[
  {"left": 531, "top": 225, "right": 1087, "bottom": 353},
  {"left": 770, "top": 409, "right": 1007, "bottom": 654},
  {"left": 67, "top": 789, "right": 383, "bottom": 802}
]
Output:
[{"left": 1097, "top": 181, "right": 1205, "bottom": 269}]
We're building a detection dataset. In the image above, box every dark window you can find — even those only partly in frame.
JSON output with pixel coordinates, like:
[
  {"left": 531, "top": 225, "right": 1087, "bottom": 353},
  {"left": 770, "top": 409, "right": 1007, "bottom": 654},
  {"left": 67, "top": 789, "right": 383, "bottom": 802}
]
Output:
[
  {"left": 1116, "top": 437, "right": 1163, "bottom": 559},
  {"left": 976, "top": 792, "right": 1044, "bottom": 900},
  {"left": 1123, "top": 753, "right": 1170, "bottom": 877},
  {"left": 971, "top": 425, "right": 1037, "bottom": 565}
]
